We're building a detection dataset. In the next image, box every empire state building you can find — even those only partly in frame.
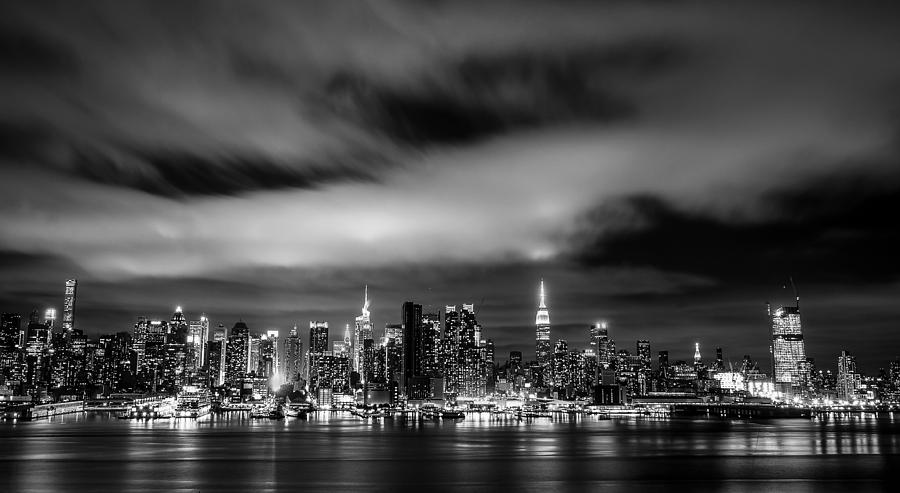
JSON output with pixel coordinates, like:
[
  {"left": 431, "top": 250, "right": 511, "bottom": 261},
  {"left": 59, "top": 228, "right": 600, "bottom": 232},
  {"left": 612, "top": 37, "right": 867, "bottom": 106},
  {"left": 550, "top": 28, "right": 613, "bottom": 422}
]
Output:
[{"left": 535, "top": 279, "right": 551, "bottom": 381}]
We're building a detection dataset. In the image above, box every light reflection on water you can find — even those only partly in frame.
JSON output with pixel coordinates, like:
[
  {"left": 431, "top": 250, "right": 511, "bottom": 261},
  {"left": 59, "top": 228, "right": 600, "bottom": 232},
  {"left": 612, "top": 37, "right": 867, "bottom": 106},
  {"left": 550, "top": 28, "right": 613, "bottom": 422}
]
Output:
[{"left": 2, "top": 412, "right": 900, "bottom": 491}]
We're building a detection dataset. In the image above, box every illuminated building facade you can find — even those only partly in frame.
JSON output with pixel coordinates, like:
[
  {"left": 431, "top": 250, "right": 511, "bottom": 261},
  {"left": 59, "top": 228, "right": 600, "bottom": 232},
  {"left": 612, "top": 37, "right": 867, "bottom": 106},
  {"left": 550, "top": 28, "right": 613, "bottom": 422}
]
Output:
[
  {"left": 206, "top": 340, "right": 225, "bottom": 387},
  {"left": 259, "top": 330, "right": 278, "bottom": 380},
  {"left": 133, "top": 318, "right": 167, "bottom": 392},
  {"left": 535, "top": 280, "right": 551, "bottom": 386},
  {"left": 309, "top": 321, "right": 329, "bottom": 354},
  {"left": 283, "top": 326, "right": 302, "bottom": 383},
  {"left": 353, "top": 286, "right": 373, "bottom": 373},
  {"left": 837, "top": 350, "right": 861, "bottom": 401},
  {"left": 187, "top": 315, "right": 209, "bottom": 375},
  {"left": 62, "top": 279, "right": 77, "bottom": 336},
  {"left": 770, "top": 303, "right": 807, "bottom": 394},
  {"left": 225, "top": 321, "right": 250, "bottom": 389}
]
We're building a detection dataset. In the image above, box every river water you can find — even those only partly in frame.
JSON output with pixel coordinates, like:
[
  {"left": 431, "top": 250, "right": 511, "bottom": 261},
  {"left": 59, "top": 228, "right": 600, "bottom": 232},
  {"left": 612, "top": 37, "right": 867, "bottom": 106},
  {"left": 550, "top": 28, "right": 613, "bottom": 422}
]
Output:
[{"left": 2, "top": 412, "right": 899, "bottom": 492}]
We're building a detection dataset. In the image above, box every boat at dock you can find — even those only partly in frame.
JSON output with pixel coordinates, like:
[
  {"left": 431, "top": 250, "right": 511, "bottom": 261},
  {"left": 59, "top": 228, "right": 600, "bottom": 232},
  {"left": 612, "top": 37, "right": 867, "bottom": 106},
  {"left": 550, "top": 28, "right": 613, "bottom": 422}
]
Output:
[
  {"left": 250, "top": 403, "right": 284, "bottom": 419},
  {"left": 281, "top": 398, "right": 314, "bottom": 418},
  {"left": 174, "top": 386, "right": 211, "bottom": 418}
]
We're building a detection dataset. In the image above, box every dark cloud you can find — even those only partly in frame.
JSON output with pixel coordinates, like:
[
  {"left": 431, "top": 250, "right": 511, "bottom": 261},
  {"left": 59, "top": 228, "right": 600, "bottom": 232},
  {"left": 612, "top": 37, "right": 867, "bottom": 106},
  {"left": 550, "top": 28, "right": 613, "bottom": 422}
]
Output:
[
  {"left": 0, "top": 25, "right": 80, "bottom": 76},
  {"left": 72, "top": 147, "right": 388, "bottom": 198},
  {"left": 571, "top": 167, "right": 900, "bottom": 285},
  {"left": 0, "top": 122, "right": 388, "bottom": 198},
  {"left": 325, "top": 40, "right": 682, "bottom": 147},
  {"left": 0, "top": 120, "right": 54, "bottom": 160}
]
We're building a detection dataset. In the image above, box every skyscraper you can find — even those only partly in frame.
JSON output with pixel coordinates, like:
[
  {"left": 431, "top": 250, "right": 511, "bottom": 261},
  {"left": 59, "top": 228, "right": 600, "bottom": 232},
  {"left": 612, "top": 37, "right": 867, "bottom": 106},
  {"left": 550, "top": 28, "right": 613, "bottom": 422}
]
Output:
[
  {"left": 591, "top": 321, "right": 613, "bottom": 369},
  {"left": 213, "top": 324, "right": 227, "bottom": 342},
  {"left": 402, "top": 301, "right": 423, "bottom": 388},
  {"left": 225, "top": 321, "right": 250, "bottom": 389},
  {"left": 637, "top": 340, "right": 651, "bottom": 372},
  {"left": 284, "top": 326, "right": 302, "bottom": 383},
  {"left": 259, "top": 330, "right": 279, "bottom": 380},
  {"left": 161, "top": 307, "right": 189, "bottom": 392},
  {"left": 0, "top": 313, "right": 21, "bottom": 353},
  {"left": 770, "top": 297, "right": 806, "bottom": 394},
  {"left": 421, "top": 312, "right": 441, "bottom": 377},
  {"left": 62, "top": 279, "right": 77, "bottom": 336},
  {"left": 837, "top": 350, "right": 860, "bottom": 401},
  {"left": 354, "top": 286, "right": 373, "bottom": 373},
  {"left": 187, "top": 315, "right": 209, "bottom": 375},
  {"left": 206, "top": 339, "right": 225, "bottom": 387},
  {"left": 535, "top": 279, "right": 551, "bottom": 385},
  {"left": 309, "top": 321, "right": 329, "bottom": 354}
]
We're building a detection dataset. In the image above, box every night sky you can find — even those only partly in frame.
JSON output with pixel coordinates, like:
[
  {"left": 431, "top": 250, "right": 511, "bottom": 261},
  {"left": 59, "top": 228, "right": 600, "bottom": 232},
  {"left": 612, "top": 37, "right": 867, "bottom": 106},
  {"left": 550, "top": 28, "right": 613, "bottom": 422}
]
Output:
[{"left": 2, "top": 1, "right": 900, "bottom": 372}]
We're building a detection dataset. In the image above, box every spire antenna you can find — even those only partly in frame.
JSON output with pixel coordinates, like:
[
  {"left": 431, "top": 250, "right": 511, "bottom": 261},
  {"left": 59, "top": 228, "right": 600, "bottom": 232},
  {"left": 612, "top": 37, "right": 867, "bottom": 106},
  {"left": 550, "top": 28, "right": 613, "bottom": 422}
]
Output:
[
  {"left": 362, "top": 284, "right": 370, "bottom": 318},
  {"left": 789, "top": 276, "right": 799, "bottom": 309},
  {"left": 539, "top": 278, "right": 546, "bottom": 308}
]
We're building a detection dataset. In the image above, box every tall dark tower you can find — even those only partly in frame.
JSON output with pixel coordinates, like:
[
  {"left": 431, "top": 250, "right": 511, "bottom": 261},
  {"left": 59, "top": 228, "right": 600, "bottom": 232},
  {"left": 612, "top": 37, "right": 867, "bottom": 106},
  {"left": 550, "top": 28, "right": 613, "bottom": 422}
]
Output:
[{"left": 401, "top": 301, "right": 423, "bottom": 394}]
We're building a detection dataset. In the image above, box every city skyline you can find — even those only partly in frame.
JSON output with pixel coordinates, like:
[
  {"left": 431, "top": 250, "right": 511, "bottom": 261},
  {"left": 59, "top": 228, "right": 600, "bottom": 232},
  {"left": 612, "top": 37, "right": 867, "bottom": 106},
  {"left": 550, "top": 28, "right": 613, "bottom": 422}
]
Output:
[
  {"left": 2, "top": 277, "right": 895, "bottom": 376},
  {"left": 5, "top": 3, "right": 900, "bottom": 491},
  {"left": 3, "top": 3, "right": 900, "bottom": 377}
]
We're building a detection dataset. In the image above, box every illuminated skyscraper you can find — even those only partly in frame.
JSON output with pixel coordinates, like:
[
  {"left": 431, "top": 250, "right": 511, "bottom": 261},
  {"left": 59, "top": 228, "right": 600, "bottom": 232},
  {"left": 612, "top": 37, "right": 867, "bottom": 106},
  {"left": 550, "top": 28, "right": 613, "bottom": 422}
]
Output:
[
  {"left": 591, "top": 321, "right": 614, "bottom": 369},
  {"left": 225, "top": 321, "right": 250, "bottom": 389},
  {"left": 259, "top": 331, "right": 279, "bottom": 380},
  {"left": 284, "top": 326, "right": 302, "bottom": 383},
  {"left": 637, "top": 340, "right": 651, "bottom": 372},
  {"left": 0, "top": 313, "right": 22, "bottom": 353},
  {"left": 308, "top": 321, "right": 329, "bottom": 383},
  {"left": 62, "top": 279, "right": 77, "bottom": 335},
  {"left": 213, "top": 324, "right": 226, "bottom": 342},
  {"left": 43, "top": 308, "right": 56, "bottom": 330},
  {"left": 187, "top": 315, "right": 209, "bottom": 375},
  {"left": 354, "top": 286, "right": 373, "bottom": 373},
  {"left": 535, "top": 280, "right": 551, "bottom": 384},
  {"left": 421, "top": 312, "right": 441, "bottom": 376},
  {"left": 309, "top": 321, "right": 329, "bottom": 353},
  {"left": 837, "top": 350, "right": 860, "bottom": 401},
  {"left": 769, "top": 298, "right": 806, "bottom": 394}
]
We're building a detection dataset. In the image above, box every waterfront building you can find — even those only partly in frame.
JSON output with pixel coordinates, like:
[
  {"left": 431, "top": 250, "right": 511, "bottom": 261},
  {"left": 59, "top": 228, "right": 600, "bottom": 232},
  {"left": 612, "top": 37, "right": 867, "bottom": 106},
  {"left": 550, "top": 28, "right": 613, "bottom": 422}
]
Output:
[
  {"left": 837, "top": 350, "right": 861, "bottom": 402},
  {"left": 308, "top": 351, "right": 351, "bottom": 396},
  {"left": 770, "top": 300, "right": 807, "bottom": 395},
  {"left": 159, "top": 307, "right": 189, "bottom": 393}
]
